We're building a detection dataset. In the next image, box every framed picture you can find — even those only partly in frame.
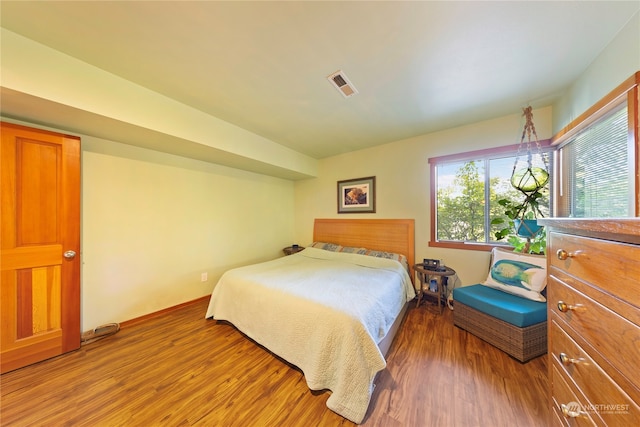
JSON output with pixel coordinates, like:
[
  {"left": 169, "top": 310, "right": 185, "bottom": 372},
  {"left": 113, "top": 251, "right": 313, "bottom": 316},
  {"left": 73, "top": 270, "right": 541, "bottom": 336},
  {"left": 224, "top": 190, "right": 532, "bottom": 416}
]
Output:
[{"left": 337, "top": 176, "right": 376, "bottom": 213}]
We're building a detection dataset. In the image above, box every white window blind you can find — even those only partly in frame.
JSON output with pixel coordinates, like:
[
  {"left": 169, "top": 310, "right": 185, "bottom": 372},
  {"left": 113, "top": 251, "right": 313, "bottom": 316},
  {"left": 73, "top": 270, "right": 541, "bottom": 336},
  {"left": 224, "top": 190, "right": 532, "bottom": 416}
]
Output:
[{"left": 558, "top": 104, "right": 631, "bottom": 217}]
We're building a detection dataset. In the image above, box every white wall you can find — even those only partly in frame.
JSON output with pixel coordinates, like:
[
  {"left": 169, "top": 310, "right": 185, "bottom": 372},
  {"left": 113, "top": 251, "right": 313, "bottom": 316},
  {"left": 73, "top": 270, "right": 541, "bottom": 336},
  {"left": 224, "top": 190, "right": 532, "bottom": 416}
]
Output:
[{"left": 294, "top": 107, "right": 553, "bottom": 289}]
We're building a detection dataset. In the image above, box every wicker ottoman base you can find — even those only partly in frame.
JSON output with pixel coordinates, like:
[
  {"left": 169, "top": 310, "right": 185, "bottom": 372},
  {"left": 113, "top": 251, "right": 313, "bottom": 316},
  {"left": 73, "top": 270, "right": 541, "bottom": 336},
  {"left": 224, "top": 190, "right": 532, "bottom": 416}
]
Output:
[{"left": 453, "top": 301, "right": 547, "bottom": 362}]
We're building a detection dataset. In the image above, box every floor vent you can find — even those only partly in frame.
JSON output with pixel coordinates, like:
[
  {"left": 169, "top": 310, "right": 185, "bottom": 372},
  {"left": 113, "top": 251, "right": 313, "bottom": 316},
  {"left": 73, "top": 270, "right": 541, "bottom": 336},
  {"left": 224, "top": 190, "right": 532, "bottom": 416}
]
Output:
[{"left": 327, "top": 70, "right": 358, "bottom": 98}]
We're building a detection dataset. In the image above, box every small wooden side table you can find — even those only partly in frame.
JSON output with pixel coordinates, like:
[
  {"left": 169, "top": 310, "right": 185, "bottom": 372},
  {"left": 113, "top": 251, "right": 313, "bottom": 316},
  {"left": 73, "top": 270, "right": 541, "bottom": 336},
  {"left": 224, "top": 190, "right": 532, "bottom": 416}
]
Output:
[
  {"left": 412, "top": 264, "right": 456, "bottom": 313},
  {"left": 283, "top": 245, "right": 305, "bottom": 256}
]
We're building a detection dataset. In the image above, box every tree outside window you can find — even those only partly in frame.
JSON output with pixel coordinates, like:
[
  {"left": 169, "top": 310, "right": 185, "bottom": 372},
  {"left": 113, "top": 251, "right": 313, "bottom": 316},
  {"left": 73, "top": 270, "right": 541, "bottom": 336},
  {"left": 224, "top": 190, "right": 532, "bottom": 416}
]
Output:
[{"left": 430, "top": 145, "right": 551, "bottom": 251}]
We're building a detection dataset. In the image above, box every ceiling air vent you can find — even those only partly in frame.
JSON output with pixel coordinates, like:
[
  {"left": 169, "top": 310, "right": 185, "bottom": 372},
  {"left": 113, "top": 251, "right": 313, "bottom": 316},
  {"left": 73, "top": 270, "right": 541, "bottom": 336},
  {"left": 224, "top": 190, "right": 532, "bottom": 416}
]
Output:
[{"left": 327, "top": 70, "right": 358, "bottom": 98}]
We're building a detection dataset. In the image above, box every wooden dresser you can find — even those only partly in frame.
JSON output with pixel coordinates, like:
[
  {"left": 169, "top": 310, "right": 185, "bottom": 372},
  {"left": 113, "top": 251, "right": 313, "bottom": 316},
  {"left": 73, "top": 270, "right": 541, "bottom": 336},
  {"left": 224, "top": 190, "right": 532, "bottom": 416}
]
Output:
[{"left": 538, "top": 219, "right": 640, "bottom": 426}]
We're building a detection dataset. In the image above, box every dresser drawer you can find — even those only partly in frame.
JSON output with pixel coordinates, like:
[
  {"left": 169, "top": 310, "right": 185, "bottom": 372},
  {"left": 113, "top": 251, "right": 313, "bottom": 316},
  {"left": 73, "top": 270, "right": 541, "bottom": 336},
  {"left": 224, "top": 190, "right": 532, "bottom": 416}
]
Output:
[
  {"left": 551, "top": 365, "right": 597, "bottom": 426},
  {"left": 548, "top": 278, "right": 640, "bottom": 399},
  {"left": 550, "top": 319, "right": 640, "bottom": 423},
  {"left": 542, "top": 220, "right": 640, "bottom": 427},
  {"left": 548, "top": 232, "right": 640, "bottom": 307}
]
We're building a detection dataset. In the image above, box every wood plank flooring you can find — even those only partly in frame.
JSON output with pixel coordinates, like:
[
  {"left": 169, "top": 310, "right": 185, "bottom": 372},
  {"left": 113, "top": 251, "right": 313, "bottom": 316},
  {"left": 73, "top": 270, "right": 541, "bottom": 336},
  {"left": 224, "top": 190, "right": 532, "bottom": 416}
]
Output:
[{"left": 1, "top": 297, "right": 548, "bottom": 426}]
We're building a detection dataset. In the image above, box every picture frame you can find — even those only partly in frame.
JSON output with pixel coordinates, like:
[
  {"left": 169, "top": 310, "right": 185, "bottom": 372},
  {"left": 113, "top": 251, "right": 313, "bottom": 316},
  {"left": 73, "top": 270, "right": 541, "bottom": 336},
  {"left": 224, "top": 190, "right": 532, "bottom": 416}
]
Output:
[{"left": 337, "top": 176, "right": 376, "bottom": 213}]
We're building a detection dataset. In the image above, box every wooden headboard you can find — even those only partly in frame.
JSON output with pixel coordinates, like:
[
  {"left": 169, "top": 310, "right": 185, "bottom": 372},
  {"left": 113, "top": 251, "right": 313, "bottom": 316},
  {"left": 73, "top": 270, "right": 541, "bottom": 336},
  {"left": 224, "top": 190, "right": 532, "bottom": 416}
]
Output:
[{"left": 313, "top": 218, "right": 415, "bottom": 269}]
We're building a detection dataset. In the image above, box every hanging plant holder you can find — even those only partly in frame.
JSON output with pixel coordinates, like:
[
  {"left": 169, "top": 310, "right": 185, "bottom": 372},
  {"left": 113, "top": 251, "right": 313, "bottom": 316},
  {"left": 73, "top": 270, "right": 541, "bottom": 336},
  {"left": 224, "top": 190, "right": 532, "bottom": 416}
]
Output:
[
  {"left": 511, "top": 106, "right": 549, "bottom": 194},
  {"left": 492, "top": 106, "right": 550, "bottom": 254}
]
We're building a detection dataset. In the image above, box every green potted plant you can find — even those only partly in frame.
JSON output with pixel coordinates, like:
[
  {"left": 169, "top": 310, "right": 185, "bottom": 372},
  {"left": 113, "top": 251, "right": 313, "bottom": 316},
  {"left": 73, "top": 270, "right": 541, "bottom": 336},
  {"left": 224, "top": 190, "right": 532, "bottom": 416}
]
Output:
[
  {"left": 492, "top": 195, "right": 546, "bottom": 254},
  {"left": 492, "top": 167, "right": 548, "bottom": 254}
]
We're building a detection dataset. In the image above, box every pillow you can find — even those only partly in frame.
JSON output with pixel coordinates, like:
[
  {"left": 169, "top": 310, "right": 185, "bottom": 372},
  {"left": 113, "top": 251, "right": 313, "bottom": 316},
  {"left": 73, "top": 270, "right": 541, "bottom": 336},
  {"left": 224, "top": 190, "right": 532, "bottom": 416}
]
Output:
[
  {"left": 366, "top": 250, "right": 409, "bottom": 272},
  {"left": 309, "top": 241, "right": 343, "bottom": 252},
  {"left": 309, "top": 242, "right": 409, "bottom": 272},
  {"left": 340, "top": 246, "right": 368, "bottom": 255},
  {"left": 482, "top": 247, "right": 547, "bottom": 302}
]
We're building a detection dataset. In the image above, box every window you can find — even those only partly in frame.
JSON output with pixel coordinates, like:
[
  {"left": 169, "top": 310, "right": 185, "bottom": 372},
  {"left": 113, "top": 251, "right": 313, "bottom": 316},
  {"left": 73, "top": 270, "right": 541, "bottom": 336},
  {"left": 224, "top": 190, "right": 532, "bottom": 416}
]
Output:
[
  {"left": 430, "top": 72, "right": 639, "bottom": 251},
  {"left": 429, "top": 143, "right": 553, "bottom": 251},
  {"left": 554, "top": 72, "right": 639, "bottom": 217},
  {"left": 557, "top": 105, "right": 630, "bottom": 217}
]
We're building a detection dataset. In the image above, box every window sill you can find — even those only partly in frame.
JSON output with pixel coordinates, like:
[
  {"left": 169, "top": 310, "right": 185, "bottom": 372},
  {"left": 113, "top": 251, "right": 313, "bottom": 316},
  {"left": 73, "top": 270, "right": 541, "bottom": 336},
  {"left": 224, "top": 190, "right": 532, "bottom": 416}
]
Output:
[{"left": 429, "top": 241, "right": 512, "bottom": 252}]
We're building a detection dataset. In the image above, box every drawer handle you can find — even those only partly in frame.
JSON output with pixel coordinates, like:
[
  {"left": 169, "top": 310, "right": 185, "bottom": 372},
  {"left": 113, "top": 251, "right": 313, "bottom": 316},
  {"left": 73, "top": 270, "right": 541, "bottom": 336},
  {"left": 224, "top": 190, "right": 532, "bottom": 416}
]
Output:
[
  {"left": 561, "top": 403, "right": 587, "bottom": 418},
  {"left": 557, "top": 301, "right": 585, "bottom": 313},
  {"left": 556, "top": 249, "right": 576, "bottom": 260},
  {"left": 559, "top": 352, "right": 585, "bottom": 366}
]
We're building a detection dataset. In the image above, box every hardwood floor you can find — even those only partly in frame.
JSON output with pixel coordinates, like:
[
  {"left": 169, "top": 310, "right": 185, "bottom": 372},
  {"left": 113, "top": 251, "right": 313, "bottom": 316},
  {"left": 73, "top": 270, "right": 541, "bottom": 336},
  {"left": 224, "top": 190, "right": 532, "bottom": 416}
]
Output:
[{"left": 1, "top": 297, "right": 548, "bottom": 426}]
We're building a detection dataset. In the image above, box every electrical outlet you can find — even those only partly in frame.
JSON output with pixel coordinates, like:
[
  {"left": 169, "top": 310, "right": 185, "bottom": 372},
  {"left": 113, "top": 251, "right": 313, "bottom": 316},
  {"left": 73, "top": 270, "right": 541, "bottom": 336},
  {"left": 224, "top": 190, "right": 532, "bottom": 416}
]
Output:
[{"left": 201, "top": 272, "right": 208, "bottom": 282}]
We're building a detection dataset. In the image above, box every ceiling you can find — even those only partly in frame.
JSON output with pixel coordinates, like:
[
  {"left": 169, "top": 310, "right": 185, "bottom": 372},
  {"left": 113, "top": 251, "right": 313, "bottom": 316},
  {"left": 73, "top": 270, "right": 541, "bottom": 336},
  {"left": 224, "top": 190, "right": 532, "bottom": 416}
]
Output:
[{"left": 1, "top": 1, "right": 638, "bottom": 160}]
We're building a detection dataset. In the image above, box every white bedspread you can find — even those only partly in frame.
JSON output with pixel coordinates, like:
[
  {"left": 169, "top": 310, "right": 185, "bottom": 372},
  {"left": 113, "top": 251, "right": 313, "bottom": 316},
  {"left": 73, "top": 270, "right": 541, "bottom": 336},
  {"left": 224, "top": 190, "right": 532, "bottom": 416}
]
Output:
[{"left": 205, "top": 247, "right": 415, "bottom": 423}]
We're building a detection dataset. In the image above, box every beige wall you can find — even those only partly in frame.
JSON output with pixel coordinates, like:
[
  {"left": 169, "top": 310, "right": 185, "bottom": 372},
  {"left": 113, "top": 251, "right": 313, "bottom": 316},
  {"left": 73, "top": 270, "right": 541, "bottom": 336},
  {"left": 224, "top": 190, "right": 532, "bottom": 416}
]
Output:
[
  {"left": 552, "top": 11, "right": 640, "bottom": 132},
  {"left": 81, "top": 137, "right": 295, "bottom": 329},
  {"left": 294, "top": 107, "right": 553, "bottom": 289}
]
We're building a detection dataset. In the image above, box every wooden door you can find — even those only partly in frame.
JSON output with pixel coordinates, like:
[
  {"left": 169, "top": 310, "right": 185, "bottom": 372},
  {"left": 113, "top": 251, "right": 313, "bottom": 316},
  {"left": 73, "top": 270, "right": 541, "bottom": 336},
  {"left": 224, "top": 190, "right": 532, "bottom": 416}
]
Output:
[{"left": 1, "top": 122, "right": 81, "bottom": 373}]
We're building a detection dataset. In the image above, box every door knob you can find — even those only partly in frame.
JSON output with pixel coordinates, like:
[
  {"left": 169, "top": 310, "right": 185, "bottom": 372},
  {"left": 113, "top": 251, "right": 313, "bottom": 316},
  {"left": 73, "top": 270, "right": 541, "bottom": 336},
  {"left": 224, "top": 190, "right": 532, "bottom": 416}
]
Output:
[{"left": 63, "top": 250, "right": 76, "bottom": 260}]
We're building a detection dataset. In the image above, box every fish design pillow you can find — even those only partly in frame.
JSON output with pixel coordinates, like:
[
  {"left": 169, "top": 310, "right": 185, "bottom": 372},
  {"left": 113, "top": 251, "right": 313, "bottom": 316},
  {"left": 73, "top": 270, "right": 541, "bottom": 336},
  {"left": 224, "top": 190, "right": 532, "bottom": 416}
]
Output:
[{"left": 482, "top": 247, "right": 547, "bottom": 301}]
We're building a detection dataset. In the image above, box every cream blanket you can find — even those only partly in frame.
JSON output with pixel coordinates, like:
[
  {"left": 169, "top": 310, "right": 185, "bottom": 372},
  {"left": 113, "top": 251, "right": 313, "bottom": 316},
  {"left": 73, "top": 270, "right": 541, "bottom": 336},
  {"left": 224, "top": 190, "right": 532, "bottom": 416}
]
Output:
[{"left": 205, "top": 247, "right": 415, "bottom": 423}]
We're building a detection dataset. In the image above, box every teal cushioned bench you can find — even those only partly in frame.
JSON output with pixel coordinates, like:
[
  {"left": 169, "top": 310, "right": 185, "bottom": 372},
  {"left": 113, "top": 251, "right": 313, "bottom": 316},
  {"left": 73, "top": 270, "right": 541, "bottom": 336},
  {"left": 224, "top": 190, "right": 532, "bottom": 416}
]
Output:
[
  {"left": 453, "top": 284, "right": 546, "bottom": 327},
  {"left": 453, "top": 284, "right": 547, "bottom": 362}
]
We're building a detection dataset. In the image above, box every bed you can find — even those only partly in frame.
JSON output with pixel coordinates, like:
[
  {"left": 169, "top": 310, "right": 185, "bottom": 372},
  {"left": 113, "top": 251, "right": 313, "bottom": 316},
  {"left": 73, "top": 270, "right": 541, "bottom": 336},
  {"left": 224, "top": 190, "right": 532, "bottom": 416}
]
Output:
[{"left": 205, "top": 218, "right": 415, "bottom": 423}]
